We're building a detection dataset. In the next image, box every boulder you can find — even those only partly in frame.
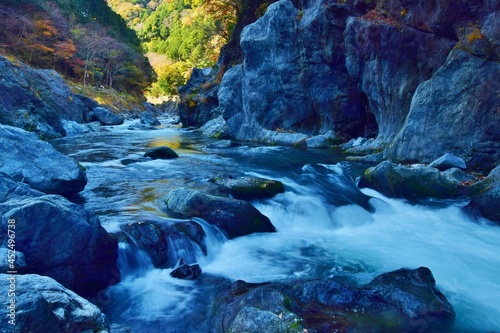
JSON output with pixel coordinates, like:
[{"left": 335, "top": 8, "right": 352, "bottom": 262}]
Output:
[
  {"left": 429, "top": 153, "right": 467, "bottom": 171},
  {"left": 144, "top": 146, "right": 179, "bottom": 159},
  {"left": 358, "top": 161, "right": 477, "bottom": 200},
  {"left": 93, "top": 107, "right": 125, "bottom": 126},
  {"left": 122, "top": 219, "right": 206, "bottom": 268},
  {"left": 140, "top": 110, "right": 161, "bottom": 126},
  {"left": 0, "top": 274, "right": 109, "bottom": 333},
  {"left": 0, "top": 56, "right": 87, "bottom": 139},
  {"left": 213, "top": 267, "right": 455, "bottom": 333},
  {"left": 0, "top": 124, "right": 87, "bottom": 194},
  {"left": 200, "top": 114, "right": 230, "bottom": 139},
  {"left": 466, "top": 165, "right": 500, "bottom": 223},
  {"left": 170, "top": 263, "right": 202, "bottom": 280},
  {"left": 0, "top": 173, "right": 118, "bottom": 295},
  {"left": 165, "top": 188, "right": 276, "bottom": 238},
  {"left": 388, "top": 49, "right": 500, "bottom": 172},
  {"left": 209, "top": 175, "right": 285, "bottom": 200}
]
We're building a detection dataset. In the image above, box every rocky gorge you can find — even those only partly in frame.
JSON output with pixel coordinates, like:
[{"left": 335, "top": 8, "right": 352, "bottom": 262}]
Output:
[{"left": 0, "top": 0, "right": 499, "bottom": 332}]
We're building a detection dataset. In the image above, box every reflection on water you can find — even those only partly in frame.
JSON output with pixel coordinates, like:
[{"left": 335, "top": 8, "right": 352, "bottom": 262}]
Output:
[{"left": 50, "top": 119, "right": 500, "bottom": 333}]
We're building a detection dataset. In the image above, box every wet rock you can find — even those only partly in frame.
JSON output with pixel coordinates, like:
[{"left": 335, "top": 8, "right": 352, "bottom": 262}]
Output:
[
  {"left": 213, "top": 267, "right": 455, "bottom": 333},
  {"left": 0, "top": 124, "right": 87, "bottom": 194},
  {"left": 0, "top": 173, "right": 118, "bottom": 295},
  {"left": 122, "top": 219, "right": 206, "bottom": 268},
  {"left": 93, "top": 107, "right": 125, "bottom": 126},
  {"left": 429, "top": 153, "right": 467, "bottom": 171},
  {"left": 388, "top": 50, "right": 500, "bottom": 172},
  {"left": 209, "top": 175, "right": 285, "bottom": 200},
  {"left": 165, "top": 188, "right": 276, "bottom": 238},
  {"left": 201, "top": 115, "right": 230, "bottom": 139},
  {"left": 140, "top": 110, "right": 161, "bottom": 126},
  {"left": 0, "top": 56, "right": 87, "bottom": 139},
  {"left": 170, "top": 263, "right": 202, "bottom": 280},
  {"left": 466, "top": 165, "right": 500, "bottom": 223},
  {"left": 144, "top": 146, "right": 179, "bottom": 159},
  {"left": 205, "top": 140, "right": 241, "bottom": 149},
  {"left": 0, "top": 274, "right": 109, "bottom": 333},
  {"left": 358, "top": 161, "right": 477, "bottom": 200}
]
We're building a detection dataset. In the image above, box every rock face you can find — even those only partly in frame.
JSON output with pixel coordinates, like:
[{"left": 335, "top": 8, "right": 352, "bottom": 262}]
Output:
[
  {"left": 466, "top": 165, "right": 500, "bottom": 223},
  {"left": 209, "top": 175, "right": 285, "bottom": 200},
  {"left": 388, "top": 49, "right": 500, "bottom": 171},
  {"left": 358, "top": 161, "right": 477, "bottom": 200},
  {"left": 165, "top": 188, "right": 276, "bottom": 238},
  {"left": 0, "top": 274, "right": 109, "bottom": 333},
  {"left": 0, "top": 56, "right": 89, "bottom": 139},
  {"left": 219, "top": 1, "right": 370, "bottom": 143},
  {"left": 213, "top": 267, "right": 455, "bottom": 333},
  {"left": 122, "top": 219, "right": 206, "bottom": 268},
  {"left": 0, "top": 173, "right": 118, "bottom": 295},
  {"left": 0, "top": 124, "right": 87, "bottom": 194}
]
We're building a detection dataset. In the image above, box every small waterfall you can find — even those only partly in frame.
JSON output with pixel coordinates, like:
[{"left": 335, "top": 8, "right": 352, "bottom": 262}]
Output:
[
  {"left": 117, "top": 240, "right": 154, "bottom": 280},
  {"left": 191, "top": 217, "right": 228, "bottom": 265}
]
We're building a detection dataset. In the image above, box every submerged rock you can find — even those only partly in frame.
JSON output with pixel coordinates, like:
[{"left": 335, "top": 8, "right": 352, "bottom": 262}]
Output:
[
  {"left": 0, "top": 274, "right": 109, "bottom": 333},
  {"left": 0, "top": 173, "right": 118, "bottom": 295},
  {"left": 358, "top": 161, "right": 477, "bottom": 200},
  {"left": 205, "top": 140, "right": 241, "bottom": 149},
  {"left": 210, "top": 175, "right": 285, "bottom": 200},
  {"left": 0, "top": 124, "right": 87, "bottom": 194},
  {"left": 144, "top": 146, "right": 179, "bottom": 159},
  {"left": 93, "top": 106, "right": 125, "bottom": 126},
  {"left": 165, "top": 188, "right": 276, "bottom": 238},
  {"left": 466, "top": 165, "right": 500, "bottom": 223},
  {"left": 429, "top": 153, "right": 467, "bottom": 171},
  {"left": 170, "top": 263, "right": 202, "bottom": 280},
  {"left": 213, "top": 267, "right": 455, "bottom": 333}
]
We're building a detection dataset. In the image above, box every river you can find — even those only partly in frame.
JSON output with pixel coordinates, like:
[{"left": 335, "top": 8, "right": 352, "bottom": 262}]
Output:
[{"left": 51, "top": 119, "right": 500, "bottom": 333}]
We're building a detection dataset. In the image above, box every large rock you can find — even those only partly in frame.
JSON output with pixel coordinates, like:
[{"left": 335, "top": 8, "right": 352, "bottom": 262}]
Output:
[
  {"left": 0, "top": 56, "right": 88, "bottom": 139},
  {"left": 144, "top": 146, "right": 179, "bottom": 159},
  {"left": 92, "top": 107, "right": 125, "bottom": 126},
  {"left": 140, "top": 110, "right": 161, "bottom": 126},
  {"left": 213, "top": 267, "right": 455, "bottom": 332},
  {"left": 0, "top": 173, "right": 118, "bottom": 295},
  {"left": 0, "top": 274, "right": 109, "bottom": 333},
  {"left": 165, "top": 188, "right": 276, "bottom": 238},
  {"left": 219, "top": 1, "right": 371, "bottom": 143},
  {"left": 344, "top": 12, "right": 455, "bottom": 147},
  {"left": 209, "top": 175, "right": 285, "bottom": 200},
  {"left": 0, "top": 125, "right": 87, "bottom": 194},
  {"left": 466, "top": 165, "right": 500, "bottom": 223},
  {"left": 358, "top": 161, "right": 477, "bottom": 200},
  {"left": 122, "top": 219, "right": 206, "bottom": 268},
  {"left": 388, "top": 49, "right": 500, "bottom": 171},
  {"left": 429, "top": 153, "right": 467, "bottom": 171}
]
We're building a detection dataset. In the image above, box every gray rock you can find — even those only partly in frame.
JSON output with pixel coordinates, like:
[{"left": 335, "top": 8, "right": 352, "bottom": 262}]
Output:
[
  {"left": 388, "top": 50, "right": 500, "bottom": 172},
  {"left": 209, "top": 175, "right": 285, "bottom": 200},
  {"left": 466, "top": 165, "right": 500, "bottom": 223},
  {"left": 429, "top": 153, "right": 467, "bottom": 171},
  {"left": 344, "top": 14, "right": 455, "bottom": 146},
  {"left": 144, "top": 146, "right": 179, "bottom": 159},
  {"left": 0, "top": 274, "right": 109, "bottom": 333},
  {"left": 170, "top": 263, "right": 202, "bottom": 280},
  {"left": 358, "top": 161, "right": 477, "bottom": 200},
  {"left": 93, "top": 107, "right": 125, "bottom": 126},
  {"left": 213, "top": 267, "right": 455, "bottom": 333},
  {"left": 165, "top": 188, "right": 276, "bottom": 238},
  {"left": 0, "top": 125, "right": 87, "bottom": 194},
  {"left": 306, "top": 131, "right": 337, "bottom": 148},
  {"left": 122, "top": 219, "right": 206, "bottom": 268},
  {"left": 0, "top": 56, "right": 87, "bottom": 139},
  {"left": 140, "top": 110, "right": 161, "bottom": 126},
  {"left": 61, "top": 119, "right": 93, "bottom": 135},
  {"left": 201, "top": 114, "right": 230, "bottom": 139},
  {"left": 0, "top": 173, "right": 118, "bottom": 295}
]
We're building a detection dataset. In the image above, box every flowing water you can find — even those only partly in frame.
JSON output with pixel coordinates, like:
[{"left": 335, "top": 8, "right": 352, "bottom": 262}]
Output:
[{"left": 51, "top": 119, "right": 500, "bottom": 333}]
